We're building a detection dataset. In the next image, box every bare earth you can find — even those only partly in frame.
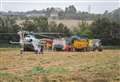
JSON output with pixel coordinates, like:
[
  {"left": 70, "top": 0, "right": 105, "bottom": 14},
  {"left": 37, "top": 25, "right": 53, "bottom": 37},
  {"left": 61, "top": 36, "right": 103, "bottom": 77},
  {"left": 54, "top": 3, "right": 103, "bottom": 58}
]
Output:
[{"left": 48, "top": 19, "right": 93, "bottom": 29}]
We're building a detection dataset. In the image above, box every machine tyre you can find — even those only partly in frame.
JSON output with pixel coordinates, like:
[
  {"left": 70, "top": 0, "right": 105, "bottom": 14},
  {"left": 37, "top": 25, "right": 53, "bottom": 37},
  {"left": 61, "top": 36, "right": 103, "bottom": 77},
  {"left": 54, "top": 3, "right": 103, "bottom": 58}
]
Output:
[
  {"left": 83, "top": 48, "right": 88, "bottom": 52},
  {"left": 92, "top": 48, "right": 96, "bottom": 51},
  {"left": 35, "top": 50, "right": 38, "bottom": 54},
  {"left": 20, "top": 49, "right": 23, "bottom": 54},
  {"left": 75, "top": 48, "right": 80, "bottom": 52},
  {"left": 98, "top": 47, "right": 103, "bottom": 52}
]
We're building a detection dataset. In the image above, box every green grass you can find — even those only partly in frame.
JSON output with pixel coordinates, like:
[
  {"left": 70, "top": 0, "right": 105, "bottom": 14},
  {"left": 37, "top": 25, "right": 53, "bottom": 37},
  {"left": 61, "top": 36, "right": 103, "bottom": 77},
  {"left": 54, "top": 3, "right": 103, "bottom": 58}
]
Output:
[
  {"left": 0, "top": 43, "right": 20, "bottom": 48},
  {"left": 103, "top": 46, "right": 120, "bottom": 50},
  {"left": 26, "top": 56, "right": 119, "bottom": 82},
  {"left": 31, "top": 66, "right": 68, "bottom": 75},
  {"left": 0, "top": 44, "right": 20, "bottom": 52},
  {"left": 46, "top": 66, "right": 68, "bottom": 74},
  {"left": 31, "top": 66, "right": 47, "bottom": 74},
  {"left": 0, "top": 71, "right": 33, "bottom": 82}
]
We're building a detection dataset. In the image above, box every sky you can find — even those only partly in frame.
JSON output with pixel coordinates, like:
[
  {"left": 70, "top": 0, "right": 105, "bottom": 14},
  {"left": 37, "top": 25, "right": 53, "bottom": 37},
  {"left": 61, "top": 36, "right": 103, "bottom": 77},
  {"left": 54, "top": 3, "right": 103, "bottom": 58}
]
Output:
[{"left": 0, "top": 0, "right": 120, "bottom": 13}]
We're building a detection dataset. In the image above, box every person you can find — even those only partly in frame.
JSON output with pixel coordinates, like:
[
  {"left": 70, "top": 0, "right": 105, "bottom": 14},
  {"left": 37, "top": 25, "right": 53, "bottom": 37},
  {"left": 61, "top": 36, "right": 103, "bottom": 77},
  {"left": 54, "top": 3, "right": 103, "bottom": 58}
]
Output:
[
  {"left": 18, "top": 31, "right": 25, "bottom": 54},
  {"left": 40, "top": 45, "right": 44, "bottom": 54}
]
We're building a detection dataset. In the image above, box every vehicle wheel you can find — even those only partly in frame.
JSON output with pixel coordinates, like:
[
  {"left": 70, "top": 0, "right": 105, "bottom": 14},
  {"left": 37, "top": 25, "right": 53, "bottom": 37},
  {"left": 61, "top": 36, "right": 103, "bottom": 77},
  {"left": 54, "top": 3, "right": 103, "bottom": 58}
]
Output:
[
  {"left": 35, "top": 50, "right": 38, "bottom": 54},
  {"left": 92, "top": 48, "right": 96, "bottom": 51},
  {"left": 98, "top": 47, "right": 103, "bottom": 52},
  {"left": 83, "top": 48, "right": 88, "bottom": 52},
  {"left": 20, "top": 49, "right": 23, "bottom": 54},
  {"left": 87, "top": 47, "right": 90, "bottom": 52},
  {"left": 75, "top": 48, "right": 80, "bottom": 52}
]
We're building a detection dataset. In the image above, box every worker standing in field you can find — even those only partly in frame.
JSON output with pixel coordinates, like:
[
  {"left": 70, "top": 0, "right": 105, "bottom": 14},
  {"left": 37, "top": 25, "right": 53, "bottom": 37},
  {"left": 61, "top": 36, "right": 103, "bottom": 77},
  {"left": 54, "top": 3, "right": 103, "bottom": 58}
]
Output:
[{"left": 40, "top": 44, "right": 44, "bottom": 54}]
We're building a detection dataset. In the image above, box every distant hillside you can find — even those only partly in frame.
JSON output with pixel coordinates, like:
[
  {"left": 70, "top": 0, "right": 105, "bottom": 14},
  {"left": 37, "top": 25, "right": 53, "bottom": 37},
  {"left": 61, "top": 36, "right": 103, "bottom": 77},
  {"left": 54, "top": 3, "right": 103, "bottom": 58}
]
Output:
[
  {"left": 48, "top": 19, "right": 93, "bottom": 29},
  {"left": 0, "top": 5, "right": 101, "bottom": 20},
  {"left": 0, "top": 6, "right": 119, "bottom": 24}
]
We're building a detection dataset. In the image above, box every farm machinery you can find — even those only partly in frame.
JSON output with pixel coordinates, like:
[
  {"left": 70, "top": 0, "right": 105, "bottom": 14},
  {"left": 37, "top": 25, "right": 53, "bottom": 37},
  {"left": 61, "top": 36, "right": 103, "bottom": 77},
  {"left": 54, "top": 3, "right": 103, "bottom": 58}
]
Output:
[
  {"left": 52, "top": 35, "right": 103, "bottom": 52},
  {"left": 72, "top": 39, "right": 103, "bottom": 51}
]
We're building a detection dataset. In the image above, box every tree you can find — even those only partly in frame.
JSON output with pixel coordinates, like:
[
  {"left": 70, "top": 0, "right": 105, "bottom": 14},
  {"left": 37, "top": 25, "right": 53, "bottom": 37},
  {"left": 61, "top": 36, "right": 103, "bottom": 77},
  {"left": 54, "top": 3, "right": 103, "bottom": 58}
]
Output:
[
  {"left": 20, "top": 20, "right": 36, "bottom": 32},
  {"left": 111, "top": 8, "right": 120, "bottom": 23},
  {"left": 33, "top": 17, "right": 48, "bottom": 32},
  {"left": 64, "top": 5, "right": 77, "bottom": 19},
  {"left": 0, "top": 16, "right": 19, "bottom": 43},
  {"left": 0, "top": 16, "right": 19, "bottom": 33},
  {"left": 91, "top": 17, "right": 120, "bottom": 45},
  {"left": 48, "top": 22, "right": 71, "bottom": 36},
  {"left": 79, "top": 21, "right": 92, "bottom": 38},
  {"left": 72, "top": 20, "right": 92, "bottom": 38},
  {"left": 65, "top": 5, "right": 77, "bottom": 14},
  {"left": 58, "top": 10, "right": 65, "bottom": 19},
  {"left": 48, "top": 21, "right": 57, "bottom": 32},
  {"left": 57, "top": 23, "right": 71, "bottom": 36}
]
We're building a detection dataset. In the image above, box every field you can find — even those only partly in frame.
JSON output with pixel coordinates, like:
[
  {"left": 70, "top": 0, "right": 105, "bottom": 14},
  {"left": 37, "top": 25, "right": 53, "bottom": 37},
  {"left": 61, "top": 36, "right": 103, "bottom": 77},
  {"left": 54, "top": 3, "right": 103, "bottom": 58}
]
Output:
[
  {"left": 0, "top": 48, "right": 120, "bottom": 82},
  {"left": 48, "top": 19, "right": 93, "bottom": 29}
]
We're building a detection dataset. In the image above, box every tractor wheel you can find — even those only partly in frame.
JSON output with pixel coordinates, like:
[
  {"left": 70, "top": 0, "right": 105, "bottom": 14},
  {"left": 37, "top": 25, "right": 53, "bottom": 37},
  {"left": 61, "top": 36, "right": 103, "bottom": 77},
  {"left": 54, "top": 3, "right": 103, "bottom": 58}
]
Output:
[
  {"left": 87, "top": 47, "right": 90, "bottom": 52},
  {"left": 98, "top": 47, "right": 103, "bottom": 52},
  {"left": 92, "top": 48, "right": 96, "bottom": 51},
  {"left": 75, "top": 48, "right": 80, "bottom": 52},
  {"left": 35, "top": 50, "right": 38, "bottom": 54},
  {"left": 20, "top": 49, "right": 23, "bottom": 54},
  {"left": 83, "top": 48, "right": 88, "bottom": 52}
]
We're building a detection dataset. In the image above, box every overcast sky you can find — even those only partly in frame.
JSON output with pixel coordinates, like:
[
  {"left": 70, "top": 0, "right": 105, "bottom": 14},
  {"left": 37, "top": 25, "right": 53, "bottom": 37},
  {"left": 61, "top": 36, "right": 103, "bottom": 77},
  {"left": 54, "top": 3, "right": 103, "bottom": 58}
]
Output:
[{"left": 0, "top": 0, "right": 120, "bottom": 13}]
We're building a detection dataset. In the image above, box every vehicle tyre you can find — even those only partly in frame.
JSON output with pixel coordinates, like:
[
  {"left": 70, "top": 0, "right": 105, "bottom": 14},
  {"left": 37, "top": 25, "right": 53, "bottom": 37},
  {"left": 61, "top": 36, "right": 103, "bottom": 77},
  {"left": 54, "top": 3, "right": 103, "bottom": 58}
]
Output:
[
  {"left": 98, "top": 47, "right": 103, "bottom": 52},
  {"left": 75, "top": 48, "right": 80, "bottom": 52},
  {"left": 20, "top": 49, "right": 23, "bottom": 54},
  {"left": 83, "top": 48, "right": 88, "bottom": 52},
  {"left": 35, "top": 50, "right": 38, "bottom": 54}
]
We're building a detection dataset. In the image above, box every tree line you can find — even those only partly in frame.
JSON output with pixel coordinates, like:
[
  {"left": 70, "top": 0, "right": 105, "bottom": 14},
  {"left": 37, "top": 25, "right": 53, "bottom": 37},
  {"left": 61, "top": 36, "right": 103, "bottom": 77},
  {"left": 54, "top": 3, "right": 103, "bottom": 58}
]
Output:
[
  {"left": 0, "top": 16, "right": 71, "bottom": 43},
  {"left": 0, "top": 15, "right": 120, "bottom": 45},
  {"left": 1, "top": 6, "right": 119, "bottom": 21},
  {"left": 74, "top": 17, "right": 120, "bottom": 45}
]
